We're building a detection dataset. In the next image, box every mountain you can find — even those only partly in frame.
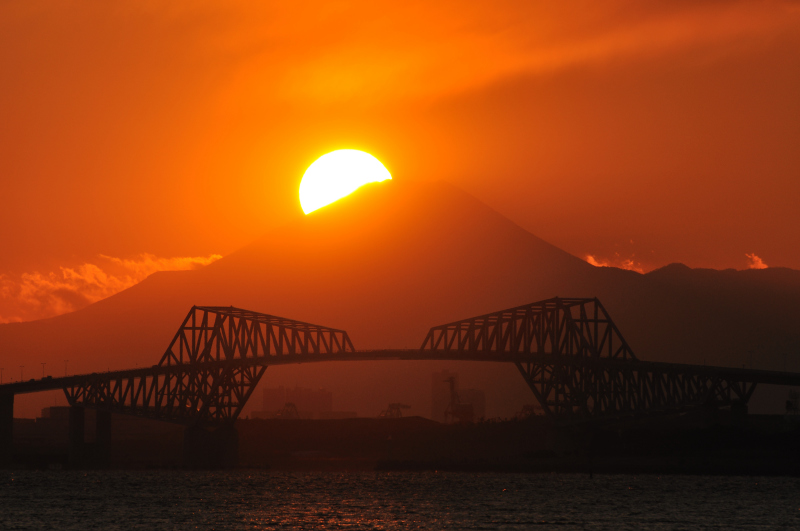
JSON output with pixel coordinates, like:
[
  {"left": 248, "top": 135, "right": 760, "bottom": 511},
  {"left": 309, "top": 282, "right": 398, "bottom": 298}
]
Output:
[{"left": 3, "top": 180, "right": 800, "bottom": 418}]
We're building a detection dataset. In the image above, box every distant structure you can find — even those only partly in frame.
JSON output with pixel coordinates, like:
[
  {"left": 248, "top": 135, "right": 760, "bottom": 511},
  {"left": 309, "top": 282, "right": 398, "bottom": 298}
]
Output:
[
  {"left": 431, "top": 370, "right": 458, "bottom": 422},
  {"left": 12, "top": 406, "right": 183, "bottom": 468},
  {"left": 444, "top": 376, "right": 473, "bottom": 423},
  {"left": 274, "top": 402, "right": 300, "bottom": 419},
  {"left": 265, "top": 386, "right": 332, "bottom": 414},
  {"left": 7, "top": 299, "right": 800, "bottom": 469},
  {"left": 379, "top": 403, "right": 410, "bottom": 418},
  {"left": 253, "top": 386, "right": 356, "bottom": 420},
  {"left": 431, "top": 371, "right": 485, "bottom": 423},
  {"left": 515, "top": 403, "right": 544, "bottom": 420},
  {"left": 14, "top": 407, "right": 71, "bottom": 448},
  {"left": 260, "top": 386, "right": 331, "bottom": 419},
  {"left": 459, "top": 388, "right": 486, "bottom": 420}
]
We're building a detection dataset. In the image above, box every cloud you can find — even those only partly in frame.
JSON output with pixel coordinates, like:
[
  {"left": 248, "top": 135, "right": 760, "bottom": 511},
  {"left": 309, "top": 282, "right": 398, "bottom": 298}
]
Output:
[
  {"left": 745, "top": 253, "right": 768, "bottom": 269},
  {"left": 585, "top": 254, "right": 645, "bottom": 274},
  {"left": 0, "top": 253, "right": 221, "bottom": 323},
  {"left": 223, "top": 1, "right": 800, "bottom": 104},
  {"left": 5, "top": 1, "right": 794, "bottom": 122}
]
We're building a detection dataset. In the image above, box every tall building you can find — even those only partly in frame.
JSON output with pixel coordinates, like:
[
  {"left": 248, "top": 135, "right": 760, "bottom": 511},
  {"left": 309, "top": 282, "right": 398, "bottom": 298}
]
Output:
[
  {"left": 431, "top": 370, "right": 458, "bottom": 422},
  {"left": 459, "top": 388, "right": 486, "bottom": 420},
  {"left": 262, "top": 387, "right": 286, "bottom": 412},
  {"left": 431, "top": 371, "right": 486, "bottom": 422}
]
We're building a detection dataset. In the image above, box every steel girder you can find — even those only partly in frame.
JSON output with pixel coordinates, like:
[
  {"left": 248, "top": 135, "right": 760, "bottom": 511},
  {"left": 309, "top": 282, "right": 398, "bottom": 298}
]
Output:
[
  {"left": 421, "top": 297, "right": 636, "bottom": 360},
  {"left": 64, "top": 306, "right": 354, "bottom": 426},
  {"left": 422, "top": 297, "right": 756, "bottom": 420},
  {"left": 513, "top": 357, "right": 757, "bottom": 419},
  {"left": 29, "top": 298, "right": 786, "bottom": 425}
]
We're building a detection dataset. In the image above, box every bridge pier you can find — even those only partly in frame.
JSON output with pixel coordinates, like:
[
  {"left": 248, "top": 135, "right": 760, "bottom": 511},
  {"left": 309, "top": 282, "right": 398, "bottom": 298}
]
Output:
[
  {"left": 68, "top": 406, "right": 85, "bottom": 468},
  {"left": 0, "top": 394, "right": 13, "bottom": 468},
  {"left": 183, "top": 424, "right": 238, "bottom": 469},
  {"left": 95, "top": 410, "right": 112, "bottom": 467},
  {"left": 69, "top": 407, "right": 113, "bottom": 468}
]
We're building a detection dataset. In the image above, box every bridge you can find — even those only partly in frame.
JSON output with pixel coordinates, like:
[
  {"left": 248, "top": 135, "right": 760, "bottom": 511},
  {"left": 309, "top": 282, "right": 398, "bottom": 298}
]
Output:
[{"left": 2, "top": 297, "right": 800, "bottom": 467}]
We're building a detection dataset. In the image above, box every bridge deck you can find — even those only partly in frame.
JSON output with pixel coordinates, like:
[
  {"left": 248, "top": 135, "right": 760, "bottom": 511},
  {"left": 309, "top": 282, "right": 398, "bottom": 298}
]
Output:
[{"left": 3, "top": 349, "right": 800, "bottom": 396}]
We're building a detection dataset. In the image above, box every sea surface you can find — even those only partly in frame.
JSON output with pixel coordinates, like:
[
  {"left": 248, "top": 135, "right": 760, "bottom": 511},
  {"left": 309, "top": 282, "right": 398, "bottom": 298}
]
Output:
[{"left": 1, "top": 471, "right": 799, "bottom": 530}]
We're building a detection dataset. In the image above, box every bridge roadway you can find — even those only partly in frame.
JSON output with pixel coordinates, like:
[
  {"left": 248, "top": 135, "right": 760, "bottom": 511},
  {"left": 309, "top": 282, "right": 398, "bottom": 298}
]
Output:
[
  {"left": 3, "top": 350, "right": 800, "bottom": 397},
  {"left": 3, "top": 299, "right": 800, "bottom": 468}
]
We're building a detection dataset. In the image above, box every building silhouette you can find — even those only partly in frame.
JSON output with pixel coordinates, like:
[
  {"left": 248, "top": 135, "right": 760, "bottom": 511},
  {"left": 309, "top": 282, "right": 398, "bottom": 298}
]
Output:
[
  {"left": 254, "top": 386, "right": 355, "bottom": 419},
  {"left": 431, "top": 370, "right": 457, "bottom": 422},
  {"left": 431, "top": 370, "right": 485, "bottom": 422},
  {"left": 459, "top": 388, "right": 486, "bottom": 420}
]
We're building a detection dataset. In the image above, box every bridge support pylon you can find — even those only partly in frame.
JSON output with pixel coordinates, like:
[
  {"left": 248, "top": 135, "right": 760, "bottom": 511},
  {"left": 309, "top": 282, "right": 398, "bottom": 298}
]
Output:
[
  {"left": 183, "top": 424, "right": 238, "bottom": 469},
  {"left": 68, "top": 407, "right": 113, "bottom": 468},
  {"left": 0, "top": 394, "right": 13, "bottom": 468},
  {"left": 68, "top": 406, "right": 85, "bottom": 468},
  {"left": 95, "top": 410, "right": 112, "bottom": 468}
]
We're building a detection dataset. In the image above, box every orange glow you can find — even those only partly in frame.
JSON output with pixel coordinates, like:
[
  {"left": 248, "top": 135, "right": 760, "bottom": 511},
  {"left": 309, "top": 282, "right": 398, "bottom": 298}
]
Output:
[
  {"left": 2, "top": 2, "right": 800, "bottom": 420},
  {"left": 745, "top": 253, "right": 768, "bottom": 270},
  {"left": 585, "top": 254, "right": 645, "bottom": 274},
  {"left": 299, "top": 150, "right": 391, "bottom": 214}
]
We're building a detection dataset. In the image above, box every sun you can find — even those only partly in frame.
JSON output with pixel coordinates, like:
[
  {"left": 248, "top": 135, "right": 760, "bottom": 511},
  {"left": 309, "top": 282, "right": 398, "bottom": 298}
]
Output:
[{"left": 299, "top": 150, "right": 391, "bottom": 214}]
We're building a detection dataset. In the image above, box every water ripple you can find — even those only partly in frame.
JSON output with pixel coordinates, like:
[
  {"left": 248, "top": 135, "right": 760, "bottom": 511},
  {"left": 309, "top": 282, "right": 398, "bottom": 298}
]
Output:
[{"left": 1, "top": 471, "right": 799, "bottom": 530}]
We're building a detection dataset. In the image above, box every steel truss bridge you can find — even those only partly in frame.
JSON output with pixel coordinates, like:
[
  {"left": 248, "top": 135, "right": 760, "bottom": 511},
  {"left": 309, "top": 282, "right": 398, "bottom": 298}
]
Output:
[{"left": 3, "top": 298, "right": 800, "bottom": 431}]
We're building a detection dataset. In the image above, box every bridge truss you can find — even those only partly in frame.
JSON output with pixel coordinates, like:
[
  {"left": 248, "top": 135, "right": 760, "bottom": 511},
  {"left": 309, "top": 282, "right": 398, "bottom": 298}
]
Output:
[
  {"left": 2, "top": 298, "right": 799, "bottom": 427},
  {"left": 63, "top": 306, "right": 354, "bottom": 425},
  {"left": 422, "top": 298, "right": 764, "bottom": 419}
]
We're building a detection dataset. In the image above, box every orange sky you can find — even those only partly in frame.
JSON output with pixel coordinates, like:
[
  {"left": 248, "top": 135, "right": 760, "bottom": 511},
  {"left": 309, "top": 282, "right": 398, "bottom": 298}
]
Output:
[{"left": 2, "top": 1, "right": 800, "bottom": 322}]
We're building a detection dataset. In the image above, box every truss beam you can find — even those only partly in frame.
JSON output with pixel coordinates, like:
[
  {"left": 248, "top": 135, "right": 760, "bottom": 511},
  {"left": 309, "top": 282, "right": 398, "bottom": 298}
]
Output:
[
  {"left": 63, "top": 306, "right": 353, "bottom": 426},
  {"left": 421, "top": 297, "right": 636, "bottom": 360},
  {"left": 2, "top": 299, "right": 799, "bottom": 426}
]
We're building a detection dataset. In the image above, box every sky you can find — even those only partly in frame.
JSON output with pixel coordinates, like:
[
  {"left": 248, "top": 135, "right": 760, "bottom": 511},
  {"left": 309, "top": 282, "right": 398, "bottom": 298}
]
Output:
[{"left": 1, "top": 0, "right": 799, "bottom": 323}]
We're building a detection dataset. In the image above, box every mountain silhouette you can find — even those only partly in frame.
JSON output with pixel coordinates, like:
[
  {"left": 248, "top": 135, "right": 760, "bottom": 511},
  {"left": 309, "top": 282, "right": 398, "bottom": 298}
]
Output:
[{"left": 3, "top": 180, "right": 799, "bottom": 417}]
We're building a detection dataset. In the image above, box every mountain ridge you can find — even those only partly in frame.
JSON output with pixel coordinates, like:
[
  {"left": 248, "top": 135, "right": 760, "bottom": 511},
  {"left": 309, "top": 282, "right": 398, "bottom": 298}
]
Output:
[{"left": 2, "top": 180, "right": 799, "bottom": 417}]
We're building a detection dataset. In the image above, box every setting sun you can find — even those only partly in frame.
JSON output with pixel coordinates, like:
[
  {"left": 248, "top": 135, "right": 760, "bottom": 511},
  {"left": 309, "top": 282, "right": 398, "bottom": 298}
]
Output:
[{"left": 299, "top": 150, "right": 391, "bottom": 214}]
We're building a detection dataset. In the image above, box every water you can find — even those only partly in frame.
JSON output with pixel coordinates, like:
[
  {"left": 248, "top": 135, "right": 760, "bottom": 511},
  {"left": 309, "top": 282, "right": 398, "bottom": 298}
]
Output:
[{"left": 1, "top": 471, "right": 799, "bottom": 530}]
